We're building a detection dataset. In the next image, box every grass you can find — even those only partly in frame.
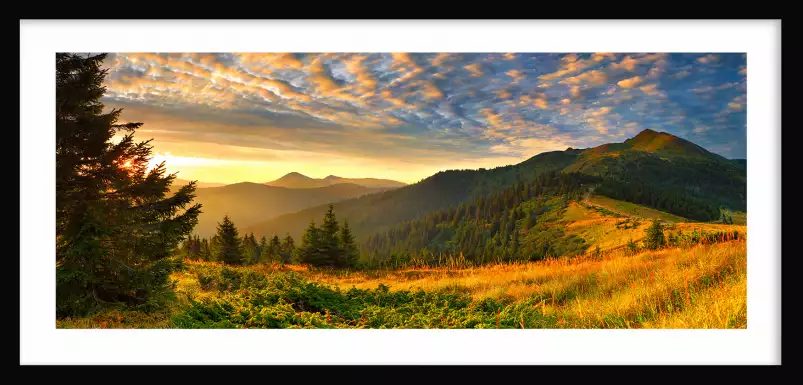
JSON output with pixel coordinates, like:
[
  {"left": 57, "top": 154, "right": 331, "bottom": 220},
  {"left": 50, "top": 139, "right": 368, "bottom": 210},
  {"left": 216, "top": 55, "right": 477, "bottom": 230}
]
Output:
[
  {"left": 588, "top": 195, "right": 688, "bottom": 223},
  {"left": 57, "top": 238, "right": 746, "bottom": 329}
]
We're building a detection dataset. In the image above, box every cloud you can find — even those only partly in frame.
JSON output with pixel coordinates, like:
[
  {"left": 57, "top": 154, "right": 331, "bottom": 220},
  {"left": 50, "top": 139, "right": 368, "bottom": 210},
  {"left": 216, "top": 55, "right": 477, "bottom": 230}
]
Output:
[
  {"left": 617, "top": 76, "right": 643, "bottom": 89},
  {"left": 592, "top": 52, "right": 616, "bottom": 62},
  {"left": 506, "top": 69, "right": 524, "bottom": 84},
  {"left": 728, "top": 95, "right": 746, "bottom": 111},
  {"left": 559, "top": 69, "right": 608, "bottom": 86},
  {"left": 99, "top": 52, "right": 747, "bottom": 181},
  {"left": 464, "top": 63, "right": 484, "bottom": 77},
  {"left": 611, "top": 55, "right": 640, "bottom": 71},
  {"left": 697, "top": 54, "right": 719, "bottom": 64}
]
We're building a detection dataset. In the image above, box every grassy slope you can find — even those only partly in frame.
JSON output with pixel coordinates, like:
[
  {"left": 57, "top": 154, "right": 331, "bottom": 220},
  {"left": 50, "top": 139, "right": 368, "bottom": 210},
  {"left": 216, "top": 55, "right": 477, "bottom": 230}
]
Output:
[
  {"left": 57, "top": 195, "right": 745, "bottom": 329},
  {"left": 57, "top": 239, "right": 746, "bottom": 329},
  {"left": 587, "top": 195, "right": 688, "bottom": 223}
]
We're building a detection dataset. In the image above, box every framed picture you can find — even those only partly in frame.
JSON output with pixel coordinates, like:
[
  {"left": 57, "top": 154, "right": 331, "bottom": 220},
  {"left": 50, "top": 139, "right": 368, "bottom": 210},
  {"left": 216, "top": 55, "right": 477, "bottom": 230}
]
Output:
[{"left": 20, "top": 19, "right": 782, "bottom": 365}]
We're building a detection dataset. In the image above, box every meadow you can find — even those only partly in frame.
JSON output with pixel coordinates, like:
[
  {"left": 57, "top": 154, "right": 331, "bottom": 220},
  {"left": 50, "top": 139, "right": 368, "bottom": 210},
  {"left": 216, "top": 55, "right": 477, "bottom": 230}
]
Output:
[{"left": 57, "top": 236, "right": 746, "bottom": 329}]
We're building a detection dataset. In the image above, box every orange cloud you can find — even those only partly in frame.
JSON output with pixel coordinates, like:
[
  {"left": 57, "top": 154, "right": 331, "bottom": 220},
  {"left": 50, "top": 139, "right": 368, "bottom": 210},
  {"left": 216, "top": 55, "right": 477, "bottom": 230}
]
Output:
[
  {"left": 465, "top": 63, "right": 484, "bottom": 77},
  {"left": 611, "top": 55, "right": 639, "bottom": 71},
  {"left": 495, "top": 89, "right": 512, "bottom": 100},
  {"left": 617, "top": 76, "right": 643, "bottom": 89},
  {"left": 559, "top": 69, "right": 608, "bottom": 86},
  {"left": 592, "top": 52, "right": 616, "bottom": 62},
  {"left": 697, "top": 54, "right": 719, "bottom": 64}
]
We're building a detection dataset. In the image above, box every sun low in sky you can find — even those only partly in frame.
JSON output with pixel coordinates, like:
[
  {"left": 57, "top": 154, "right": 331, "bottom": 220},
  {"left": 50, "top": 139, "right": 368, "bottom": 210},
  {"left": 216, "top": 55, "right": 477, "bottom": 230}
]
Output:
[{"left": 103, "top": 53, "right": 747, "bottom": 185}]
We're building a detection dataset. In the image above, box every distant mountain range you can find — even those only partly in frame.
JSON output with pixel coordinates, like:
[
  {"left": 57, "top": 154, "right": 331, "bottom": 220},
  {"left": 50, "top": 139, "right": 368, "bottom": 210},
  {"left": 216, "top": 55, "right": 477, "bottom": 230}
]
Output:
[
  {"left": 244, "top": 129, "right": 746, "bottom": 241},
  {"left": 171, "top": 182, "right": 393, "bottom": 237},
  {"left": 265, "top": 172, "right": 407, "bottom": 189},
  {"left": 173, "top": 178, "right": 227, "bottom": 189}
]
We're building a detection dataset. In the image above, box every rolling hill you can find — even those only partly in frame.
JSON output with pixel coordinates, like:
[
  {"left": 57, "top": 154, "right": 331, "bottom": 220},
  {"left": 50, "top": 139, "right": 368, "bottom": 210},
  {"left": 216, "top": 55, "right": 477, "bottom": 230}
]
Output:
[
  {"left": 244, "top": 129, "right": 746, "bottom": 243},
  {"left": 176, "top": 182, "right": 392, "bottom": 237},
  {"left": 266, "top": 172, "right": 407, "bottom": 189}
]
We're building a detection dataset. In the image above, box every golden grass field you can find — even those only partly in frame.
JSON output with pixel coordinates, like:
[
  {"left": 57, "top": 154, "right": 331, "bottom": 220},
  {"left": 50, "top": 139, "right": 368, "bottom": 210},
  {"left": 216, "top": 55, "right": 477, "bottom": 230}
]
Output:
[
  {"left": 57, "top": 238, "right": 746, "bottom": 329},
  {"left": 57, "top": 196, "right": 746, "bottom": 329}
]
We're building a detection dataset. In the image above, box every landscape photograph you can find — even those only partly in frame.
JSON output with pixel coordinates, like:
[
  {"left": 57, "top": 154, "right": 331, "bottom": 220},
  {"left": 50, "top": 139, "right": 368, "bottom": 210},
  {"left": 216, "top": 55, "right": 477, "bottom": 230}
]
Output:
[{"left": 55, "top": 51, "right": 748, "bottom": 329}]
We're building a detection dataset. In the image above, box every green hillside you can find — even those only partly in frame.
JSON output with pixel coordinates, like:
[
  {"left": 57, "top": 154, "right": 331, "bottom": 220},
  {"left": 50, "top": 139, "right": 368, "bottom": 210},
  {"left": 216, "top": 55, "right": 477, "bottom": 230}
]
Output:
[{"left": 246, "top": 130, "right": 745, "bottom": 242}]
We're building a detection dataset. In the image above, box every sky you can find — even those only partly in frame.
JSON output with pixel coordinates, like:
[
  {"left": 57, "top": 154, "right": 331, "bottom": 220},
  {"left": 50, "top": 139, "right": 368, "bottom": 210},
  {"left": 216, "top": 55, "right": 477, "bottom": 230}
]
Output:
[{"left": 101, "top": 53, "right": 746, "bottom": 184}]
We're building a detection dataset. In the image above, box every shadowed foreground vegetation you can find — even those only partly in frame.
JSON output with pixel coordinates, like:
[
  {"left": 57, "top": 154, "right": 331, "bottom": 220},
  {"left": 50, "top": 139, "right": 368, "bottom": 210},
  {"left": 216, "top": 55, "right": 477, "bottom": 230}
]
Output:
[{"left": 57, "top": 239, "right": 745, "bottom": 329}]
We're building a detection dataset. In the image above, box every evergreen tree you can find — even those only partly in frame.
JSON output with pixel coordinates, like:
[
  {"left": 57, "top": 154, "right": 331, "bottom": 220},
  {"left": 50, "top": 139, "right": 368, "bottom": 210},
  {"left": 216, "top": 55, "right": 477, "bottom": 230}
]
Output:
[
  {"left": 298, "top": 220, "right": 323, "bottom": 265},
  {"left": 644, "top": 219, "right": 666, "bottom": 250},
  {"left": 340, "top": 220, "right": 359, "bottom": 267},
  {"left": 199, "top": 238, "right": 211, "bottom": 261},
  {"left": 320, "top": 204, "right": 342, "bottom": 266},
  {"left": 55, "top": 53, "right": 201, "bottom": 317},
  {"left": 268, "top": 235, "right": 282, "bottom": 263},
  {"left": 258, "top": 236, "right": 267, "bottom": 262},
  {"left": 282, "top": 233, "right": 296, "bottom": 264},
  {"left": 244, "top": 233, "right": 259, "bottom": 264},
  {"left": 215, "top": 215, "right": 244, "bottom": 265}
]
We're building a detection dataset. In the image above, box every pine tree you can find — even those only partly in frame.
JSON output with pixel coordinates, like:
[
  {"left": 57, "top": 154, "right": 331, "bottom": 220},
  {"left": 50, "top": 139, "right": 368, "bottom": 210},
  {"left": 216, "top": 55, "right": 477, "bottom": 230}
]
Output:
[
  {"left": 644, "top": 219, "right": 666, "bottom": 250},
  {"left": 299, "top": 220, "right": 323, "bottom": 265},
  {"left": 244, "top": 233, "right": 259, "bottom": 264},
  {"left": 319, "top": 204, "right": 342, "bottom": 266},
  {"left": 200, "top": 238, "right": 211, "bottom": 261},
  {"left": 215, "top": 215, "right": 244, "bottom": 265},
  {"left": 268, "top": 235, "right": 282, "bottom": 263},
  {"left": 258, "top": 236, "right": 267, "bottom": 263},
  {"left": 55, "top": 53, "right": 201, "bottom": 317},
  {"left": 340, "top": 220, "right": 359, "bottom": 267},
  {"left": 282, "top": 233, "right": 296, "bottom": 264}
]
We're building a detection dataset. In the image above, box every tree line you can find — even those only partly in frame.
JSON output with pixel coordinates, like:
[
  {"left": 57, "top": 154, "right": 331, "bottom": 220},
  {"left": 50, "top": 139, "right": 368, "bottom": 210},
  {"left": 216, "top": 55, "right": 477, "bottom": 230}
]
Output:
[
  {"left": 183, "top": 204, "right": 359, "bottom": 268},
  {"left": 362, "top": 171, "right": 596, "bottom": 266}
]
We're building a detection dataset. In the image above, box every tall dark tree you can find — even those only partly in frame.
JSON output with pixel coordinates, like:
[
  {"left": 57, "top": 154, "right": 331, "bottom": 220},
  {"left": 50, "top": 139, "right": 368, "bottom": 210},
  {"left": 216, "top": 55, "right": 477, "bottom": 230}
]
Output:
[
  {"left": 215, "top": 215, "right": 244, "bottom": 265},
  {"left": 340, "top": 220, "right": 359, "bottom": 267},
  {"left": 55, "top": 53, "right": 201, "bottom": 318},
  {"left": 319, "top": 204, "right": 342, "bottom": 266},
  {"left": 282, "top": 233, "right": 296, "bottom": 264},
  {"left": 243, "top": 233, "right": 259, "bottom": 264},
  {"left": 298, "top": 220, "right": 323, "bottom": 265},
  {"left": 269, "top": 235, "right": 282, "bottom": 263},
  {"left": 258, "top": 236, "right": 267, "bottom": 262},
  {"left": 644, "top": 219, "right": 666, "bottom": 250}
]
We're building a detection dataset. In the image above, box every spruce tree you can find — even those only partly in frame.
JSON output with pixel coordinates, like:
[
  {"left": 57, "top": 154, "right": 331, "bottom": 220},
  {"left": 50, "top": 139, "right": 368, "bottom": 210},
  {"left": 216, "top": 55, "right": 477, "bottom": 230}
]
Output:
[
  {"left": 215, "top": 215, "right": 244, "bottom": 265},
  {"left": 55, "top": 53, "right": 201, "bottom": 317},
  {"left": 200, "top": 238, "right": 211, "bottom": 261},
  {"left": 320, "top": 204, "right": 342, "bottom": 266},
  {"left": 269, "top": 235, "right": 282, "bottom": 263},
  {"left": 258, "top": 236, "right": 267, "bottom": 263},
  {"left": 340, "top": 220, "right": 359, "bottom": 267},
  {"left": 644, "top": 219, "right": 666, "bottom": 250},
  {"left": 299, "top": 220, "right": 323, "bottom": 265},
  {"left": 282, "top": 233, "right": 296, "bottom": 264}
]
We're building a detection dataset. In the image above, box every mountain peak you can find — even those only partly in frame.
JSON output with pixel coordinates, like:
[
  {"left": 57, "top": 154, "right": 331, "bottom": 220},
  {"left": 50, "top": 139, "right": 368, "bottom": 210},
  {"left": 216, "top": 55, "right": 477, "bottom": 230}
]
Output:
[
  {"left": 324, "top": 175, "right": 341, "bottom": 180},
  {"left": 623, "top": 129, "right": 719, "bottom": 159},
  {"left": 280, "top": 172, "right": 312, "bottom": 179}
]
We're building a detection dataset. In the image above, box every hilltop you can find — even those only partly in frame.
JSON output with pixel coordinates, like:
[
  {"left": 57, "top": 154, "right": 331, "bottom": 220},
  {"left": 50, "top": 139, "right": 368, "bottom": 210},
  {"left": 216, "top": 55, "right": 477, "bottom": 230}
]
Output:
[
  {"left": 266, "top": 172, "right": 407, "bottom": 189},
  {"left": 245, "top": 129, "right": 746, "bottom": 242}
]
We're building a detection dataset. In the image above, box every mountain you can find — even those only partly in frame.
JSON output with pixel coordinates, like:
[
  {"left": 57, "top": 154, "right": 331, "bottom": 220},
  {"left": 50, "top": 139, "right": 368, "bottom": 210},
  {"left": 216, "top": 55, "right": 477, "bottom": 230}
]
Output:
[
  {"left": 175, "top": 182, "right": 392, "bottom": 237},
  {"left": 266, "top": 172, "right": 407, "bottom": 189},
  {"left": 173, "top": 178, "right": 227, "bottom": 189},
  {"left": 243, "top": 129, "right": 746, "bottom": 242}
]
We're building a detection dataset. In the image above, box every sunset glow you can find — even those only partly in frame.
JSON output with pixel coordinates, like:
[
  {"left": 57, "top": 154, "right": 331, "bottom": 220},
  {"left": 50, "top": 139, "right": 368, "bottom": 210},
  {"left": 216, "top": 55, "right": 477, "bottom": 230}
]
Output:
[{"left": 102, "top": 53, "right": 747, "bottom": 184}]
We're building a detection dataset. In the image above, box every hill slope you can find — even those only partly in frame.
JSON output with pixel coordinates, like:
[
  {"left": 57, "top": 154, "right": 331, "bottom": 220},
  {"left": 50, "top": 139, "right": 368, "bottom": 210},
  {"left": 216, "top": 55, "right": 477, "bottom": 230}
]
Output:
[
  {"left": 245, "top": 129, "right": 745, "bottom": 242},
  {"left": 266, "top": 172, "right": 407, "bottom": 189},
  {"left": 177, "top": 182, "right": 391, "bottom": 237}
]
